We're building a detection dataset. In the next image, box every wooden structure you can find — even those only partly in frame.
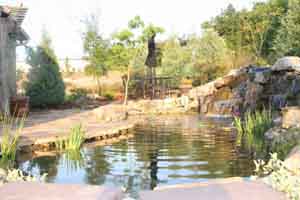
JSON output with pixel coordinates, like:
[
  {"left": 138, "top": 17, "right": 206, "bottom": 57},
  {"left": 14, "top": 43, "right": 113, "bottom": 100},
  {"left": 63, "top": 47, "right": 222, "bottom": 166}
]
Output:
[
  {"left": 133, "top": 76, "right": 181, "bottom": 99},
  {"left": 0, "top": 5, "right": 29, "bottom": 113}
]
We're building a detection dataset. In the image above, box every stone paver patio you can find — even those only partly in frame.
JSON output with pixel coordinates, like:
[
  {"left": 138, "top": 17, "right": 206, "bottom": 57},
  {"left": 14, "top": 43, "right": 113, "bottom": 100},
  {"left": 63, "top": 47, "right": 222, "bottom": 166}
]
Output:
[
  {"left": 140, "top": 178, "right": 286, "bottom": 200},
  {"left": 0, "top": 109, "right": 136, "bottom": 148}
]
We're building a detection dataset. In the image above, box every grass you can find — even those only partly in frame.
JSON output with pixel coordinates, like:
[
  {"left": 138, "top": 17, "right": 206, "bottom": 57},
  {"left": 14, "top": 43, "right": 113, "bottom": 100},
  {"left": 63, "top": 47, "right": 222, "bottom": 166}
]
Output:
[
  {"left": 0, "top": 114, "right": 25, "bottom": 162},
  {"left": 234, "top": 109, "right": 273, "bottom": 152},
  {"left": 55, "top": 124, "right": 85, "bottom": 151}
]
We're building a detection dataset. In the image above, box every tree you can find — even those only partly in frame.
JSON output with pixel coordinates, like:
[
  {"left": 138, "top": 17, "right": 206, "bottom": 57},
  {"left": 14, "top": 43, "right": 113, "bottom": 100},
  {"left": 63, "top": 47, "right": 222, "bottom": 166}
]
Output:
[
  {"left": 25, "top": 31, "right": 65, "bottom": 108},
  {"left": 82, "top": 15, "right": 109, "bottom": 95},
  {"left": 274, "top": 0, "right": 300, "bottom": 57},
  {"left": 240, "top": 2, "right": 283, "bottom": 62},
  {"left": 109, "top": 29, "right": 141, "bottom": 105},
  {"left": 64, "top": 57, "right": 72, "bottom": 75},
  {"left": 109, "top": 16, "right": 164, "bottom": 104},
  {"left": 160, "top": 36, "right": 193, "bottom": 81}
]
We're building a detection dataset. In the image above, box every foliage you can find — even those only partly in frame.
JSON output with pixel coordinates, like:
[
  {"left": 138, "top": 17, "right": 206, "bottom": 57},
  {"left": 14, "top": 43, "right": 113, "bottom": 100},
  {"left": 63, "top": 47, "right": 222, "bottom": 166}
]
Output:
[
  {"left": 253, "top": 153, "right": 300, "bottom": 200},
  {"left": 160, "top": 31, "right": 233, "bottom": 86},
  {"left": 83, "top": 15, "right": 110, "bottom": 95},
  {"left": 109, "top": 16, "right": 164, "bottom": 104},
  {"left": 0, "top": 114, "right": 24, "bottom": 162},
  {"left": 65, "top": 88, "right": 88, "bottom": 104},
  {"left": 55, "top": 124, "right": 85, "bottom": 151},
  {"left": 25, "top": 31, "right": 65, "bottom": 108},
  {"left": 273, "top": 0, "right": 300, "bottom": 57},
  {"left": 103, "top": 91, "right": 115, "bottom": 101},
  {"left": 233, "top": 109, "right": 272, "bottom": 152},
  {"left": 0, "top": 168, "right": 47, "bottom": 185},
  {"left": 203, "top": 0, "right": 289, "bottom": 64}
]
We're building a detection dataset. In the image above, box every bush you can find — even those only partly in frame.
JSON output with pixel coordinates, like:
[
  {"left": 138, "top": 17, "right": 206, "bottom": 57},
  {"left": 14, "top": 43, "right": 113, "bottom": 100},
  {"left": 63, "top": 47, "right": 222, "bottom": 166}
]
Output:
[
  {"left": 253, "top": 153, "right": 300, "bottom": 200},
  {"left": 65, "top": 88, "right": 88, "bottom": 103},
  {"left": 25, "top": 46, "right": 65, "bottom": 108}
]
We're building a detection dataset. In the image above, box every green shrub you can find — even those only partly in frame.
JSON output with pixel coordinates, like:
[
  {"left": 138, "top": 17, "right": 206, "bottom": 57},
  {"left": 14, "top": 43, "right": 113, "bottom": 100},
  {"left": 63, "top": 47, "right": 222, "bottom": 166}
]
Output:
[
  {"left": 103, "top": 92, "right": 115, "bottom": 101},
  {"left": 25, "top": 46, "right": 65, "bottom": 108},
  {"left": 253, "top": 153, "right": 300, "bottom": 200},
  {"left": 65, "top": 88, "right": 88, "bottom": 103}
]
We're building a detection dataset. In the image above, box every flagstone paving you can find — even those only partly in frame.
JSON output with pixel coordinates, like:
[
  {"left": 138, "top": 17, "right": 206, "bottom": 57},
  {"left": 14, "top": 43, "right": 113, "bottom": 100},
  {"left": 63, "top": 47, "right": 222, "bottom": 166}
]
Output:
[{"left": 0, "top": 109, "right": 137, "bottom": 149}]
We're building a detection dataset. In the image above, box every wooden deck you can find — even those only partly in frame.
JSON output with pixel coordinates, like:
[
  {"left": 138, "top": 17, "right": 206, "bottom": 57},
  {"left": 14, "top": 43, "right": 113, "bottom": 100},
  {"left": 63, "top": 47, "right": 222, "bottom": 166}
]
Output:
[{"left": 0, "top": 109, "right": 137, "bottom": 150}]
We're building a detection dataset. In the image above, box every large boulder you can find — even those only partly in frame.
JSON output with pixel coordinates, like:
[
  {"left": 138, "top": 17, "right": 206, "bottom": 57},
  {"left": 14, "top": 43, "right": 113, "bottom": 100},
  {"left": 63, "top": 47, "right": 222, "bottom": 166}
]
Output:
[
  {"left": 272, "top": 56, "right": 300, "bottom": 72},
  {"left": 284, "top": 146, "right": 300, "bottom": 175},
  {"left": 253, "top": 69, "right": 271, "bottom": 84},
  {"left": 282, "top": 107, "right": 300, "bottom": 129},
  {"left": 93, "top": 104, "right": 127, "bottom": 122},
  {"left": 244, "top": 82, "right": 264, "bottom": 111}
]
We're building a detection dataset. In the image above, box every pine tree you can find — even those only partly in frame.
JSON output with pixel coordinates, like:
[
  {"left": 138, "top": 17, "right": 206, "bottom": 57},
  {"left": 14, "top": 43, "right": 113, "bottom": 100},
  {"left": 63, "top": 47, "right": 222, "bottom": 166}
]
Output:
[{"left": 25, "top": 31, "right": 65, "bottom": 108}]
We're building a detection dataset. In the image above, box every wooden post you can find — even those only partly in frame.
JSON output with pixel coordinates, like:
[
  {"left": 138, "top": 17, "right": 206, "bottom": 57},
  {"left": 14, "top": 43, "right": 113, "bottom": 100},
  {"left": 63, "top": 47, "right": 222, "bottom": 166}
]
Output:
[{"left": 0, "top": 17, "right": 17, "bottom": 114}]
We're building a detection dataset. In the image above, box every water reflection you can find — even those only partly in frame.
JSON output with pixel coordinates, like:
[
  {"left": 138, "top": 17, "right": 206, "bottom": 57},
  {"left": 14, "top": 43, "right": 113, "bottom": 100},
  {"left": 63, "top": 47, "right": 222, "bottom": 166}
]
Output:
[{"left": 18, "top": 115, "right": 254, "bottom": 197}]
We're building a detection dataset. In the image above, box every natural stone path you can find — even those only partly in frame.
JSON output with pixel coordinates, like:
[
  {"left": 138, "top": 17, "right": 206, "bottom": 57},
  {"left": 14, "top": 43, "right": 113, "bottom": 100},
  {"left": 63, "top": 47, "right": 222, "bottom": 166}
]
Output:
[
  {"left": 0, "top": 109, "right": 137, "bottom": 149},
  {"left": 140, "top": 178, "right": 286, "bottom": 200},
  {"left": 0, "top": 182, "right": 124, "bottom": 200}
]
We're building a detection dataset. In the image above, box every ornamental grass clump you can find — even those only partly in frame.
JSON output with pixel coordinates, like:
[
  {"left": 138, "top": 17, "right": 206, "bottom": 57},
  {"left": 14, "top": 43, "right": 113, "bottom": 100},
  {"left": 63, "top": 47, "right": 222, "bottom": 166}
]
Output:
[
  {"left": 0, "top": 114, "right": 25, "bottom": 162},
  {"left": 55, "top": 124, "right": 85, "bottom": 151},
  {"left": 233, "top": 109, "right": 273, "bottom": 151}
]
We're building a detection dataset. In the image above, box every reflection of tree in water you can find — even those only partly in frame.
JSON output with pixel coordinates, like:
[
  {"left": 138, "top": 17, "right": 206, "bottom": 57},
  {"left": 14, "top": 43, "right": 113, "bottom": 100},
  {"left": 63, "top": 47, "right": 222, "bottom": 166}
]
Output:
[{"left": 83, "top": 147, "right": 111, "bottom": 185}]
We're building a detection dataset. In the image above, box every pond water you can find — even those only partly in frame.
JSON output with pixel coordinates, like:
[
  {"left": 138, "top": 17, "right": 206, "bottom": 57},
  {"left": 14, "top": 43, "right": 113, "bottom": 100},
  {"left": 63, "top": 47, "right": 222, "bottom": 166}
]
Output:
[{"left": 18, "top": 115, "right": 254, "bottom": 198}]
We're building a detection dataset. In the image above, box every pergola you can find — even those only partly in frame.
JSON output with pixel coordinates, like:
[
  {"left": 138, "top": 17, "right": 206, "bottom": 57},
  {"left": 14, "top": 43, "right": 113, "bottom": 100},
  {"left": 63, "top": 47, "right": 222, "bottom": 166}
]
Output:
[{"left": 0, "top": 5, "right": 29, "bottom": 113}]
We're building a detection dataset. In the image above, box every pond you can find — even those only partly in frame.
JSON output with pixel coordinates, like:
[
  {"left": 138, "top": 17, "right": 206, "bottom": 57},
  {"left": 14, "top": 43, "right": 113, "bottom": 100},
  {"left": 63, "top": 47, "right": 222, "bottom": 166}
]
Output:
[{"left": 18, "top": 115, "right": 254, "bottom": 198}]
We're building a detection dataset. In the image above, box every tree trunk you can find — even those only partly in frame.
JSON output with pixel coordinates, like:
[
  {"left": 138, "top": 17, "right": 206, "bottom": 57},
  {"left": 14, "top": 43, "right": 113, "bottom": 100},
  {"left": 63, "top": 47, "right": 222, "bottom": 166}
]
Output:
[
  {"left": 96, "top": 77, "right": 102, "bottom": 96},
  {"left": 123, "top": 67, "right": 130, "bottom": 105}
]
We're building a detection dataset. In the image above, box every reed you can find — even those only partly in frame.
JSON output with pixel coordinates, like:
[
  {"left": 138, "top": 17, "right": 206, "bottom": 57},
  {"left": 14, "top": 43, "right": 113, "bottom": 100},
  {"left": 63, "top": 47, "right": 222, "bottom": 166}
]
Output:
[
  {"left": 233, "top": 109, "right": 272, "bottom": 151},
  {"left": 0, "top": 114, "right": 25, "bottom": 162},
  {"left": 55, "top": 124, "right": 85, "bottom": 151}
]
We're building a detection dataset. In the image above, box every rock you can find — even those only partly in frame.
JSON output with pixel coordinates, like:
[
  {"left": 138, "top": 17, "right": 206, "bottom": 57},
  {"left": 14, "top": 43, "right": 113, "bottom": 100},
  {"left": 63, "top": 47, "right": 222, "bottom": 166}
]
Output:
[
  {"left": 0, "top": 168, "right": 7, "bottom": 182},
  {"left": 254, "top": 70, "right": 271, "bottom": 84},
  {"left": 189, "top": 81, "right": 217, "bottom": 100},
  {"left": 272, "top": 56, "right": 300, "bottom": 72},
  {"left": 291, "top": 79, "right": 300, "bottom": 96},
  {"left": 244, "top": 82, "right": 264, "bottom": 111},
  {"left": 93, "top": 105, "right": 127, "bottom": 122},
  {"left": 282, "top": 107, "right": 300, "bottom": 129},
  {"left": 212, "top": 99, "right": 242, "bottom": 116},
  {"left": 214, "top": 72, "right": 247, "bottom": 89},
  {"left": 0, "top": 183, "right": 124, "bottom": 200},
  {"left": 284, "top": 146, "right": 300, "bottom": 175},
  {"left": 270, "top": 95, "right": 287, "bottom": 110},
  {"left": 265, "top": 127, "right": 281, "bottom": 141}
]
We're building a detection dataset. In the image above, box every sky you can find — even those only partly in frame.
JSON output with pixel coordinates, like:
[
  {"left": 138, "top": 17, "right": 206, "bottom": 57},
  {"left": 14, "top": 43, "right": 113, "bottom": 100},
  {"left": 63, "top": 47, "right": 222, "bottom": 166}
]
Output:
[{"left": 1, "top": 0, "right": 262, "bottom": 59}]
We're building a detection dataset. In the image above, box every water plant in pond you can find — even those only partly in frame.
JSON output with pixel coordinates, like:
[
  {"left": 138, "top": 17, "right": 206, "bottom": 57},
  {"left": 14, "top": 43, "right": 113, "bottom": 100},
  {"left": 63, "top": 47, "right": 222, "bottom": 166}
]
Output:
[
  {"left": 55, "top": 124, "right": 85, "bottom": 151},
  {"left": 63, "top": 150, "right": 85, "bottom": 173},
  {"left": 0, "top": 114, "right": 25, "bottom": 162},
  {"left": 234, "top": 109, "right": 273, "bottom": 152}
]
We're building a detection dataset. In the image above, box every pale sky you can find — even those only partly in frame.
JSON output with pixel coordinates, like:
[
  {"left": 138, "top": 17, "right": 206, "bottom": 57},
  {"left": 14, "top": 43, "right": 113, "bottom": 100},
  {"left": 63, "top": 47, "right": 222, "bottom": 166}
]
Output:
[{"left": 1, "top": 0, "right": 263, "bottom": 59}]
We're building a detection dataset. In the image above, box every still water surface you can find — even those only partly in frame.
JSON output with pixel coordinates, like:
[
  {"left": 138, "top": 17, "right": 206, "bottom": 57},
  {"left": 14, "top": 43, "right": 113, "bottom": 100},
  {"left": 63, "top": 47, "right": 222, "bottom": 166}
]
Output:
[{"left": 18, "top": 115, "right": 254, "bottom": 197}]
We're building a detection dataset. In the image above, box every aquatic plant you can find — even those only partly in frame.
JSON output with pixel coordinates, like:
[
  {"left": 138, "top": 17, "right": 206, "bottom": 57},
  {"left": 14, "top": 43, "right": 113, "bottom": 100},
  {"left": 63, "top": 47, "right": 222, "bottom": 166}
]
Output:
[
  {"left": 55, "top": 124, "right": 85, "bottom": 151},
  {"left": 233, "top": 109, "right": 273, "bottom": 151},
  {"left": 253, "top": 153, "right": 300, "bottom": 200},
  {"left": 0, "top": 114, "right": 25, "bottom": 162}
]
